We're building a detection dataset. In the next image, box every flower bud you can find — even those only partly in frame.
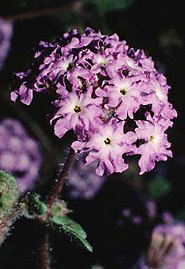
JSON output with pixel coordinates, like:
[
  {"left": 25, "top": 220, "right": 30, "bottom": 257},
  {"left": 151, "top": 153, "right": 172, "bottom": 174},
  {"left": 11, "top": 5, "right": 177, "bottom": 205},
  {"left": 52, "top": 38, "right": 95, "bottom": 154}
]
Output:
[{"left": 50, "top": 200, "right": 72, "bottom": 218}]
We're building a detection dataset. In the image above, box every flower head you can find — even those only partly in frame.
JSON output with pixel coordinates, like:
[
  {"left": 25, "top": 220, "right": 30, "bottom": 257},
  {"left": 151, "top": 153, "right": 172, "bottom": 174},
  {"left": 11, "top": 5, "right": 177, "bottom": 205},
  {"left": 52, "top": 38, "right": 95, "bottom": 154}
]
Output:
[
  {"left": 137, "top": 222, "right": 185, "bottom": 269},
  {"left": 135, "top": 114, "right": 173, "bottom": 175},
  {"left": 0, "top": 17, "right": 13, "bottom": 70},
  {"left": 0, "top": 118, "right": 42, "bottom": 192},
  {"left": 11, "top": 27, "right": 177, "bottom": 176}
]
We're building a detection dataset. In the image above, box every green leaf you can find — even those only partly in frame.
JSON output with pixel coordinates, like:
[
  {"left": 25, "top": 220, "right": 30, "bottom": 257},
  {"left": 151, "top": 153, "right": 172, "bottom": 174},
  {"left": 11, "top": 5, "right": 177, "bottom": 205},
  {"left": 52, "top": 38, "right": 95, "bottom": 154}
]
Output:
[
  {"left": 52, "top": 215, "right": 87, "bottom": 238},
  {"left": 148, "top": 176, "right": 171, "bottom": 200},
  {"left": 51, "top": 215, "right": 93, "bottom": 252},
  {"left": 0, "top": 170, "right": 19, "bottom": 216},
  {"left": 89, "top": 0, "right": 135, "bottom": 15}
]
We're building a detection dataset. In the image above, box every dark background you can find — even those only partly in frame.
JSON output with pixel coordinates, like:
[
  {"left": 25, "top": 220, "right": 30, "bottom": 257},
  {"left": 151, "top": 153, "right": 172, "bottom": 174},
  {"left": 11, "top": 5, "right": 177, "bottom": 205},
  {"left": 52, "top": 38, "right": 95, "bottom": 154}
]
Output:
[{"left": 0, "top": 0, "right": 185, "bottom": 268}]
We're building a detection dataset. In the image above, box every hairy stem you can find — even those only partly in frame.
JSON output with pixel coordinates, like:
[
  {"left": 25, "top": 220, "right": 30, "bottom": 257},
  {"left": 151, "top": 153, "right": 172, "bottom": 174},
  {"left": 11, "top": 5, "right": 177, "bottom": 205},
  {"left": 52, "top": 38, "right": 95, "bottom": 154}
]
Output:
[
  {"left": 47, "top": 148, "right": 75, "bottom": 208},
  {"left": 38, "top": 148, "right": 75, "bottom": 268},
  {"left": 39, "top": 232, "right": 50, "bottom": 269}
]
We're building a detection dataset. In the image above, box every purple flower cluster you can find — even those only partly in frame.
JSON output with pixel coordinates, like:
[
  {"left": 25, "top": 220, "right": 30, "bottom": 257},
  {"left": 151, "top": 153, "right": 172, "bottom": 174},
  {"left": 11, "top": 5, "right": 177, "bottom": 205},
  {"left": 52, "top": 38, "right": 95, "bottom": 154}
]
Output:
[
  {"left": 66, "top": 153, "right": 105, "bottom": 200},
  {"left": 137, "top": 222, "right": 185, "bottom": 269},
  {"left": 0, "top": 118, "right": 42, "bottom": 192},
  {"left": 11, "top": 28, "right": 177, "bottom": 176},
  {"left": 119, "top": 199, "right": 173, "bottom": 228},
  {"left": 0, "top": 17, "right": 13, "bottom": 70}
]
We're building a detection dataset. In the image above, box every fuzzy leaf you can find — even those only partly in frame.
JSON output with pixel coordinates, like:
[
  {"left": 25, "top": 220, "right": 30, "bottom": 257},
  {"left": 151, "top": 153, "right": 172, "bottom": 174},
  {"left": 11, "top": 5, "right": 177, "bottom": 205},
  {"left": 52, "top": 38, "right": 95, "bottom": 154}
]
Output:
[
  {"left": 51, "top": 215, "right": 93, "bottom": 252},
  {"left": 27, "top": 193, "right": 47, "bottom": 216},
  {"left": 0, "top": 170, "right": 19, "bottom": 216}
]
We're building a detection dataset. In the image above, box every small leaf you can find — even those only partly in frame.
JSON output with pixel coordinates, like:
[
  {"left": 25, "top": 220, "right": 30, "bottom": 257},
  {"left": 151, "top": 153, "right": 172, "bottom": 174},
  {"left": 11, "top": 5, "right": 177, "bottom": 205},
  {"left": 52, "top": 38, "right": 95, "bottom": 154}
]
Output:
[
  {"left": 148, "top": 176, "right": 171, "bottom": 200},
  {"left": 51, "top": 215, "right": 93, "bottom": 252},
  {"left": 27, "top": 193, "right": 47, "bottom": 216},
  {"left": 52, "top": 215, "right": 87, "bottom": 238}
]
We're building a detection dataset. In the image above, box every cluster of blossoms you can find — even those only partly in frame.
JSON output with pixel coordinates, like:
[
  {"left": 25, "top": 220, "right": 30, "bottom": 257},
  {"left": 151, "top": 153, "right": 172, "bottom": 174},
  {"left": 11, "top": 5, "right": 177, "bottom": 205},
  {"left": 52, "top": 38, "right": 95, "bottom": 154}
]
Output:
[
  {"left": 0, "top": 118, "right": 42, "bottom": 192},
  {"left": 0, "top": 17, "right": 13, "bottom": 70},
  {"left": 11, "top": 27, "right": 177, "bottom": 176},
  {"left": 118, "top": 199, "right": 173, "bottom": 227},
  {"left": 66, "top": 153, "right": 105, "bottom": 199},
  {"left": 137, "top": 222, "right": 185, "bottom": 269}
]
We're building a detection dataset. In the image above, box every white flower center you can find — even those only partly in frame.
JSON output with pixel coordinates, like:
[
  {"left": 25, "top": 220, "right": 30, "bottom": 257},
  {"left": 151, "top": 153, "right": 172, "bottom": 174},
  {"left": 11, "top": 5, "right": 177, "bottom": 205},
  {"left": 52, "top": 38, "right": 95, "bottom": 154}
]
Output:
[
  {"left": 156, "top": 87, "right": 164, "bottom": 100},
  {"left": 59, "top": 59, "right": 73, "bottom": 71},
  {"left": 150, "top": 134, "right": 160, "bottom": 144},
  {"left": 127, "top": 57, "right": 136, "bottom": 69},
  {"left": 96, "top": 55, "right": 107, "bottom": 65}
]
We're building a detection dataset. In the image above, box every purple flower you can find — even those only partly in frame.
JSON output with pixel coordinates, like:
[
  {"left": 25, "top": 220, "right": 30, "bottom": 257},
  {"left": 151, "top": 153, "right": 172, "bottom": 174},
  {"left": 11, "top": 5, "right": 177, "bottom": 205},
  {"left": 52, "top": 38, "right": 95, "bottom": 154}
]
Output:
[
  {"left": 121, "top": 198, "right": 174, "bottom": 229},
  {"left": 137, "top": 222, "right": 185, "bottom": 269},
  {"left": 121, "top": 207, "right": 143, "bottom": 225},
  {"left": 11, "top": 27, "right": 177, "bottom": 176},
  {"left": 72, "top": 119, "right": 136, "bottom": 176},
  {"left": 66, "top": 153, "right": 105, "bottom": 200},
  {"left": 96, "top": 75, "right": 142, "bottom": 119},
  {"left": 122, "top": 208, "right": 131, "bottom": 218},
  {"left": 0, "top": 118, "right": 42, "bottom": 192},
  {"left": 52, "top": 88, "right": 102, "bottom": 138},
  {"left": 146, "top": 199, "right": 157, "bottom": 219},
  {"left": 11, "top": 81, "right": 33, "bottom": 105},
  {"left": 162, "top": 212, "right": 174, "bottom": 224},
  {"left": 0, "top": 17, "right": 13, "bottom": 70},
  {"left": 135, "top": 115, "right": 172, "bottom": 175}
]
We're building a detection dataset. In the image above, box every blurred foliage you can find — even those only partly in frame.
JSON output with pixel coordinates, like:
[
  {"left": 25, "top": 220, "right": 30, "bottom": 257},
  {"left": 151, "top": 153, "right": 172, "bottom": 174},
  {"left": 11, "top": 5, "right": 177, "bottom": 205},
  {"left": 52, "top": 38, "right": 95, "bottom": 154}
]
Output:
[
  {"left": 176, "top": 208, "right": 185, "bottom": 221},
  {"left": 89, "top": 265, "right": 104, "bottom": 269},
  {"left": 147, "top": 176, "right": 172, "bottom": 200},
  {"left": 89, "top": 0, "right": 135, "bottom": 15},
  {"left": 56, "top": 11, "right": 85, "bottom": 34}
]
